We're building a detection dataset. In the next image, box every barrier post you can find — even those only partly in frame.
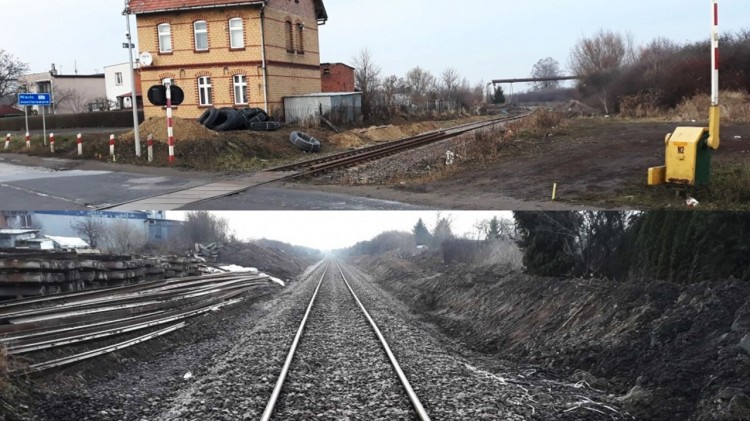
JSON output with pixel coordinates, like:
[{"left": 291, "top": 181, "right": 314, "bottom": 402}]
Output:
[
  {"left": 109, "top": 134, "right": 115, "bottom": 156},
  {"left": 50, "top": 133, "right": 55, "bottom": 153},
  {"left": 77, "top": 133, "right": 83, "bottom": 156},
  {"left": 147, "top": 134, "right": 154, "bottom": 162},
  {"left": 25, "top": 132, "right": 30, "bottom": 149},
  {"left": 165, "top": 82, "right": 175, "bottom": 164},
  {"left": 4, "top": 133, "right": 9, "bottom": 151}
]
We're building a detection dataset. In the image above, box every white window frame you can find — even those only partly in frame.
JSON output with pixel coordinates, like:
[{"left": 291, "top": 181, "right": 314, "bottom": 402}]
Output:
[
  {"left": 229, "top": 18, "right": 244, "bottom": 49},
  {"left": 198, "top": 76, "right": 212, "bottom": 106},
  {"left": 115, "top": 72, "right": 123, "bottom": 86},
  {"left": 233, "top": 75, "right": 248, "bottom": 105},
  {"left": 194, "top": 21, "right": 209, "bottom": 51},
  {"left": 158, "top": 23, "right": 172, "bottom": 53}
]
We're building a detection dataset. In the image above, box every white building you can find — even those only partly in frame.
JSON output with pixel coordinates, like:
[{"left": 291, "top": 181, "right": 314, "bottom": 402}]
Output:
[
  {"left": 22, "top": 65, "right": 107, "bottom": 114},
  {"left": 104, "top": 62, "right": 142, "bottom": 110}
]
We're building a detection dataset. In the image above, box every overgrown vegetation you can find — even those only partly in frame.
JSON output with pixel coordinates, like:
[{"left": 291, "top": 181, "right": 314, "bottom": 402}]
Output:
[
  {"left": 514, "top": 211, "right": 750, "bottom": 282},
  {"left": 569, "top": 29, "right": 750, "bottom": 115}
]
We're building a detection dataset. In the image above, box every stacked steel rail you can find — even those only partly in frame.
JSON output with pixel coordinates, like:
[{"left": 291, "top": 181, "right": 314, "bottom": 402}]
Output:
[
  {"left": 270, "top": 113, "right": 529, "bottom": 177},
  {"left": 261, "top": 260, "right": 430, "bottom": 420},
  {"left": 1, "top": 271, "right": 281, "bottom": 374}
]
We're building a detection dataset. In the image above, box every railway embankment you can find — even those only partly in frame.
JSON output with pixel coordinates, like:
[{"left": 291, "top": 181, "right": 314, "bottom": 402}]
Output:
[{"left": 354, "top": 253, "right": 750, "bottom": 421}]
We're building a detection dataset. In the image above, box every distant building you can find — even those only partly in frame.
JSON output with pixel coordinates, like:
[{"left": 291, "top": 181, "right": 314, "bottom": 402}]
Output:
[
  {"left": 320, "top": 63, "right": 354, "bottom": 93},
  {"left": 129, "top": 0, "right": 329, "bottom": 120},
  {"left": 0, "top": 229, "right": 40, "bottom": 248},
  {"left": 104, "top": 62, "right": 143, "bottom": 110},
  {"left": 21, "top": 65, "right": 107, "bottom": 114},
  {"left": 1, "top": 211, "right": 182, "bottom": 246}
]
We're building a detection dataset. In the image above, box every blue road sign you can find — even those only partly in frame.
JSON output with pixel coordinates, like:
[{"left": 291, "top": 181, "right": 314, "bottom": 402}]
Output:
[{"left": 18, "top": 93, "right": 52, "bottom": 106}]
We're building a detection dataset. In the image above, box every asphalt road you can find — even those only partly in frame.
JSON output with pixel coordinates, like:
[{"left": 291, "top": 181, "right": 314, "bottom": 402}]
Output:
[{"left": 0, "top": 154, "right": 420, "bottom": 210}]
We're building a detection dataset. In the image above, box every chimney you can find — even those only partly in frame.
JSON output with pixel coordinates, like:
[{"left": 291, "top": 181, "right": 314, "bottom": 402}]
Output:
[{"left": 50, "top": 63, "right": 58, "bottom": 76}]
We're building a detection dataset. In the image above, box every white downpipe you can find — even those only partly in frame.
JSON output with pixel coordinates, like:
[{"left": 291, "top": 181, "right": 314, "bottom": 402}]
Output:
[{"left": 260, "top": 3, "right": 269, "bottom": 112}]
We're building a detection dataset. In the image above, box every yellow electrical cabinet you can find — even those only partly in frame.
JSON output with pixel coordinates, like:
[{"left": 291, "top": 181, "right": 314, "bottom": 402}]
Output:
[{"left": 649, "top": 127, "right": 713, "bottom": 186}]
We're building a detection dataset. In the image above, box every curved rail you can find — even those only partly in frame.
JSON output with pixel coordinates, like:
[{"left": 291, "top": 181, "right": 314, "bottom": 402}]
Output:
[{"left": 261, "top": 260, "right": 430, "bottom": 420}]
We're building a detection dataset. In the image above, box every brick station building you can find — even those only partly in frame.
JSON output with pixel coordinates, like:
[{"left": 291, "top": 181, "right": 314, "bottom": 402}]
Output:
[{"left": 129, "top": 0, "right": 328, "bottom": 119}]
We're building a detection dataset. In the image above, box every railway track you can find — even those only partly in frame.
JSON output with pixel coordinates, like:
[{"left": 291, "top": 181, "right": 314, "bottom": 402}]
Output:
[
  {"left": 1, "top": 271, "right": 282, "bottom": 374},
  {"left": 270, "top": 113, "right": 530, "bottom": 177},
  {"left": 261, "top": 259, "right": 430, "bottom": 420}
]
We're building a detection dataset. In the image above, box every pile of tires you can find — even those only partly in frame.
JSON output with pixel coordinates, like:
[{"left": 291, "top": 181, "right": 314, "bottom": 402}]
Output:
[{"left": 198, "top": 107, "right": 282, "bottom": 132}]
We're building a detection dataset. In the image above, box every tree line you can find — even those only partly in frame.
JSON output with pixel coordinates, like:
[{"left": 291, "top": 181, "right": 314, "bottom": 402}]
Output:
[
  {"left": 526, "top": 29, "right": 750, "bottom": 114},
  {"left": 351, "top": 49, "right": 489, "bottom": 120},
  {"left": 514, "top": 211, "right": 750, "bottom": 283}
]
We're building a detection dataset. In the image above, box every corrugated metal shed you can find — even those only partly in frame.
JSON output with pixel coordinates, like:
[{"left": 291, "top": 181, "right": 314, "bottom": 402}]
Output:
[{"left": 283, "top": 92, "right": 362, "bottom": 124}]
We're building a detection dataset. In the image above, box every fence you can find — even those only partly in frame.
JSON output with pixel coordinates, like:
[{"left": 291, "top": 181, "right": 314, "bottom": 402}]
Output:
[{"left": 0, "top": 110, "right": 144, "bottom": 133}]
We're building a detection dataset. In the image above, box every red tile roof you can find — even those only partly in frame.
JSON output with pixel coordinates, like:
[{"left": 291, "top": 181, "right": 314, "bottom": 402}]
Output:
[
  {"left": 128, "top": 0, "right": 327, "bottom": 22},
  {"left": 0, "top": 105, "right": 24, "bottom": 117},
  {"left": 129, "top": 0, "right": 264, "bottom": 14}
]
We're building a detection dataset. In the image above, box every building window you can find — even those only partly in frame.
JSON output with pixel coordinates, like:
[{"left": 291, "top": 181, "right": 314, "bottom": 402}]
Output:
[
  {"left": 297, "top": 23, "right": 304, "bottom": 54},
  {"left": 194, "top": 21, "right": 209, "bottom": 51},
  {"left": 158, "top": 23, "right": 172, "bottom": 53},
  {"left": 285, "top": 21, "right": 294, "bottom": 53},
  {"left": 115, "top": 72, "right": 123, "bottom": 86},
  {"left": 198, "top": 76, "right": 212, "bottom": 106},
  {"left": 229, "top": 18, "right": 244, "bottom": 49},
  {"left": 233, "top": 75, "right": 247, "bottom": 104}
]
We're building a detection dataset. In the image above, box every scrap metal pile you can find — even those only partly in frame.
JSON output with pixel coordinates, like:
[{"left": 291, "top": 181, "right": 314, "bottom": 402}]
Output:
[{"left": 198, "top": 107, "right": 281, "bottom": 132}]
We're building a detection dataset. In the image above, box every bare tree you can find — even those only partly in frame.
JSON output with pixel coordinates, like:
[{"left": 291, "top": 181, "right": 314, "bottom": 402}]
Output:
[
  {"left": 405, "top": 66, "right": 436, "bottom": 100},
  {"left": 530, "top": 57, "right": 563, "bottom": 90},
  {"left": 0, "top": 50, "right": 29, "bottom": 101},
  {"left": 439, "top": 67, "right": 460, "bottom": 102},
  {"left": 352, "top": 48, "right": 381, "bottom": 118},
  {"left": 570, "top": 30, "right": 633, "bottom": 113},
  {"left": 54, "top": 88, "right": 89, "bottom": 114},
  {"left": 173, "top": 211, "right": 230, "bottom": 250},
  {"left": 70, "top": 217, "right": 106, "bottom": 249},
  {"left": 382, "top": 75, "right": 400, "bottom": 107},
  {"left": 103, "top": 219, "right": 147, "bottom": 255}
]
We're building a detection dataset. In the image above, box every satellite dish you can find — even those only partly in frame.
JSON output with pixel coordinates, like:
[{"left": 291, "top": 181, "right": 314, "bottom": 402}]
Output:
[{"left": 139, "top": 52, "right": 153, "bottom": 67}]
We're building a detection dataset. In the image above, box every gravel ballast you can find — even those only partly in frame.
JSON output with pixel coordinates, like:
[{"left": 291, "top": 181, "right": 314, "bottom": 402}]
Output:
[{"left": 23, "top": 259, "right": 628, "bottom": 420}]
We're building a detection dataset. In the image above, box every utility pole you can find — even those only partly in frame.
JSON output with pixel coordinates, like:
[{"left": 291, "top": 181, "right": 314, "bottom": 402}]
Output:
[{"left": 124, "top": 0, "right": 142, "bottom": 157}]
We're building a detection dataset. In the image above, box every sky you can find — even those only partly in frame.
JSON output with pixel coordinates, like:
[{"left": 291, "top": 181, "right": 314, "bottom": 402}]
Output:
[
  {"left": 167, "top": 211, "right": 513, "bottom": 250},
  {"left": 2, "top": 0, "right": 746, "bottom": 89}
]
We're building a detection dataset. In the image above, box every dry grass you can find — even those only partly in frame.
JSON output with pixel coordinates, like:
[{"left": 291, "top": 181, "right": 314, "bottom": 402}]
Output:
[
  {"left": 504, "top": 108, "right": 564, "bottom": 140},
  {"left": 619, "top": 90, "right": 665, "bottom": 118},
  {"left": 674, "top": 91, "right": 750, "bottom": 123}
]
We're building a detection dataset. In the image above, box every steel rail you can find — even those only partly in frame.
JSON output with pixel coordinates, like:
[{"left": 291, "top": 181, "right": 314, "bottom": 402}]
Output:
[
  {"left": 5, "top": 277, "right": 269, "bottom": 325},
  {"left": 0, "top": 275, "right": 267, "bottom": 321},
  {"left": 334, "top": 260, "right": 431, "bottom": 421},
  {"left": 7, "top": 296, "right": 244, "bottom": 354},
  {"left": 260, "top": 261, "right": 330, "bottom": 421},
  {"left": 0, "top": 271, "right": 254, "bottom": 314},
  {"left": 10, "top": 322, "right": 187, "bottom": 374},
  {"left": 269, "top": 114, "right": 528, "bottom": 176}
]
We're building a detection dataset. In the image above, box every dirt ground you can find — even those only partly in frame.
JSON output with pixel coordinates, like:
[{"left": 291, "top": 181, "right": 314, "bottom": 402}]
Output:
[
  {"left": 355, "top": 252, "right": 750, "bottom": 421},
  {"left": 292, "top": 118, "right": 750, "bottom": 210}
]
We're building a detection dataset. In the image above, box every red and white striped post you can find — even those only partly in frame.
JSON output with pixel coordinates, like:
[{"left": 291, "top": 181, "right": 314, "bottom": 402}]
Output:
[
  {"left": 707, "top": 0, "right": 721, "bottom": 149},
  {"left": 109, "top": 134, "right": 116, "bottom": 156},
  {"left": 4, "top": 133, "right": 9, "bottom": 151},
  {"left": 165, "top": 82, "right": 175, "bottom": 164},
  {"left": 76, "top": 133, "right": 83, "bottom": 156},
  {"left": 711, "top": 0, "right": 719, "bottom": 106},
  {"left": 49, "top": 133, "right": 55, "bottom": 153},
  {"left": 25, "top": 132, "right": 30, "bottom": 149},
  {"left": 147, "top": 134, "right": 154, "bottom": 162}
]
